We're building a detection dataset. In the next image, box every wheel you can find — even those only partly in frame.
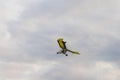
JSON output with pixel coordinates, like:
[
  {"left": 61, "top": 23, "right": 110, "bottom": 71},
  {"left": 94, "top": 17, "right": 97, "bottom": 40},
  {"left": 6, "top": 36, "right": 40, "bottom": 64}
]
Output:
[{"left": 65, "top": 54, "right": 68, "bottom": 56}]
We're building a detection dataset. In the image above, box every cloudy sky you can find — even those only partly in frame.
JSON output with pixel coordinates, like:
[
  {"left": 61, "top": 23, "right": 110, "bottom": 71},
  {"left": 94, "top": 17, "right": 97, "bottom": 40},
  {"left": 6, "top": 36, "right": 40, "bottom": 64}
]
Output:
[{"left": 0, "top": 0, "right": 120, "bottom": 80}]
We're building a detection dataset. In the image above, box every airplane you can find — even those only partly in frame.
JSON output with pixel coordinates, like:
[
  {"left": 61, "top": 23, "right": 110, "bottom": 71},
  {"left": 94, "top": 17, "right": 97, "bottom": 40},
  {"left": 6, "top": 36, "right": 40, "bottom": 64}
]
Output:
[{"left": 57, "top": 38, "right": 80, "bottom": 56}]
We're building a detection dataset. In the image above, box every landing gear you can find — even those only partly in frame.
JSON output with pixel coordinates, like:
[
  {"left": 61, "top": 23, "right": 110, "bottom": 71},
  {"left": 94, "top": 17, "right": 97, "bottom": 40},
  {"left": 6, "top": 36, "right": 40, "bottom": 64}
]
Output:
[
  {"left": 57, "top": 52, "right": 68, "bottom": 56},
  {"left": 57, "top": 49, "right": 68, "bottom": 56},
  {"left": 57, "top": 52, "right": 62, "bottom": 54}
]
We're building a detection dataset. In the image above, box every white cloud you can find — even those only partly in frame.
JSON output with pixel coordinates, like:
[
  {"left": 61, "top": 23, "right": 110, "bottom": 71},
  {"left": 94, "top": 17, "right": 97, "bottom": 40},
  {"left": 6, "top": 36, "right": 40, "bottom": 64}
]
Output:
[
  {"left": 0, "top": 60, "right": 58, "bottom": 80},
  {"left": 39, "top": 61, "right": 120, "bottom": 80},
  {"left": 95, "top": 61, "right": 120, "bottom": 80}
]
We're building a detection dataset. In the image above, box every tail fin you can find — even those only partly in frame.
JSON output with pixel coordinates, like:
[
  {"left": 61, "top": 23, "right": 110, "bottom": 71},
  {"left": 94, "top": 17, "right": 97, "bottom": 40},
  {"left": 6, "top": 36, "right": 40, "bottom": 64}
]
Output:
[{"left": 67, "top": 49, "right": 80, "bottom": 55}]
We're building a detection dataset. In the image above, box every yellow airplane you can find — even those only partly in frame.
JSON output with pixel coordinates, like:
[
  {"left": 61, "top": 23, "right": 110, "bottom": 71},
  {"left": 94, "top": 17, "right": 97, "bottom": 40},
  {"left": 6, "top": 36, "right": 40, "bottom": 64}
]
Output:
[{"left": 57, "top": 38, "right": 80, "bottom": 56}]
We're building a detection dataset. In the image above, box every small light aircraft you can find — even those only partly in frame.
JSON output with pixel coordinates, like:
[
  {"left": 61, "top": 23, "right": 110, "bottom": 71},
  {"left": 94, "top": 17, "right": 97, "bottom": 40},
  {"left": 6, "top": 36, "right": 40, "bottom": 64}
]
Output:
[{"left": 57, "top": 38, "right": 80, "bottom": 56}]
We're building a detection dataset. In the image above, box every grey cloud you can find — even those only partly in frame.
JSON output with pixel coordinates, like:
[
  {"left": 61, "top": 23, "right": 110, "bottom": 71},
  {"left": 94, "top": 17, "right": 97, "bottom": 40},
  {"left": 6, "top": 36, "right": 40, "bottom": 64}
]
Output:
[
  {"left": 21, "top": 0, "right": 84, "bottom": 19},
  {"left": 98, "top": 38, "right": 120, "bottom": 62},
  {"left": 1, "top": 0, "right": 120, "bottom": 80}
]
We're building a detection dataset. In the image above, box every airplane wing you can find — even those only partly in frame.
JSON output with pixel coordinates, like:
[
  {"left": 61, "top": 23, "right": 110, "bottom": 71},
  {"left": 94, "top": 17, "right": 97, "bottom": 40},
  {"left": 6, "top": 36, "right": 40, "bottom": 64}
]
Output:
[{"left": 67, "top": 49, "right": 80, "bottom": 55}]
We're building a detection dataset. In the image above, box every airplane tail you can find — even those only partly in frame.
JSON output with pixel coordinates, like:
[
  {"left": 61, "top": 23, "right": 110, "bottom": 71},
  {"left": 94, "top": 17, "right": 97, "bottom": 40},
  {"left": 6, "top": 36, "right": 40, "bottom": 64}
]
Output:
[{"left": 67, "top": 49, "right": 80, "bottom": 55}]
